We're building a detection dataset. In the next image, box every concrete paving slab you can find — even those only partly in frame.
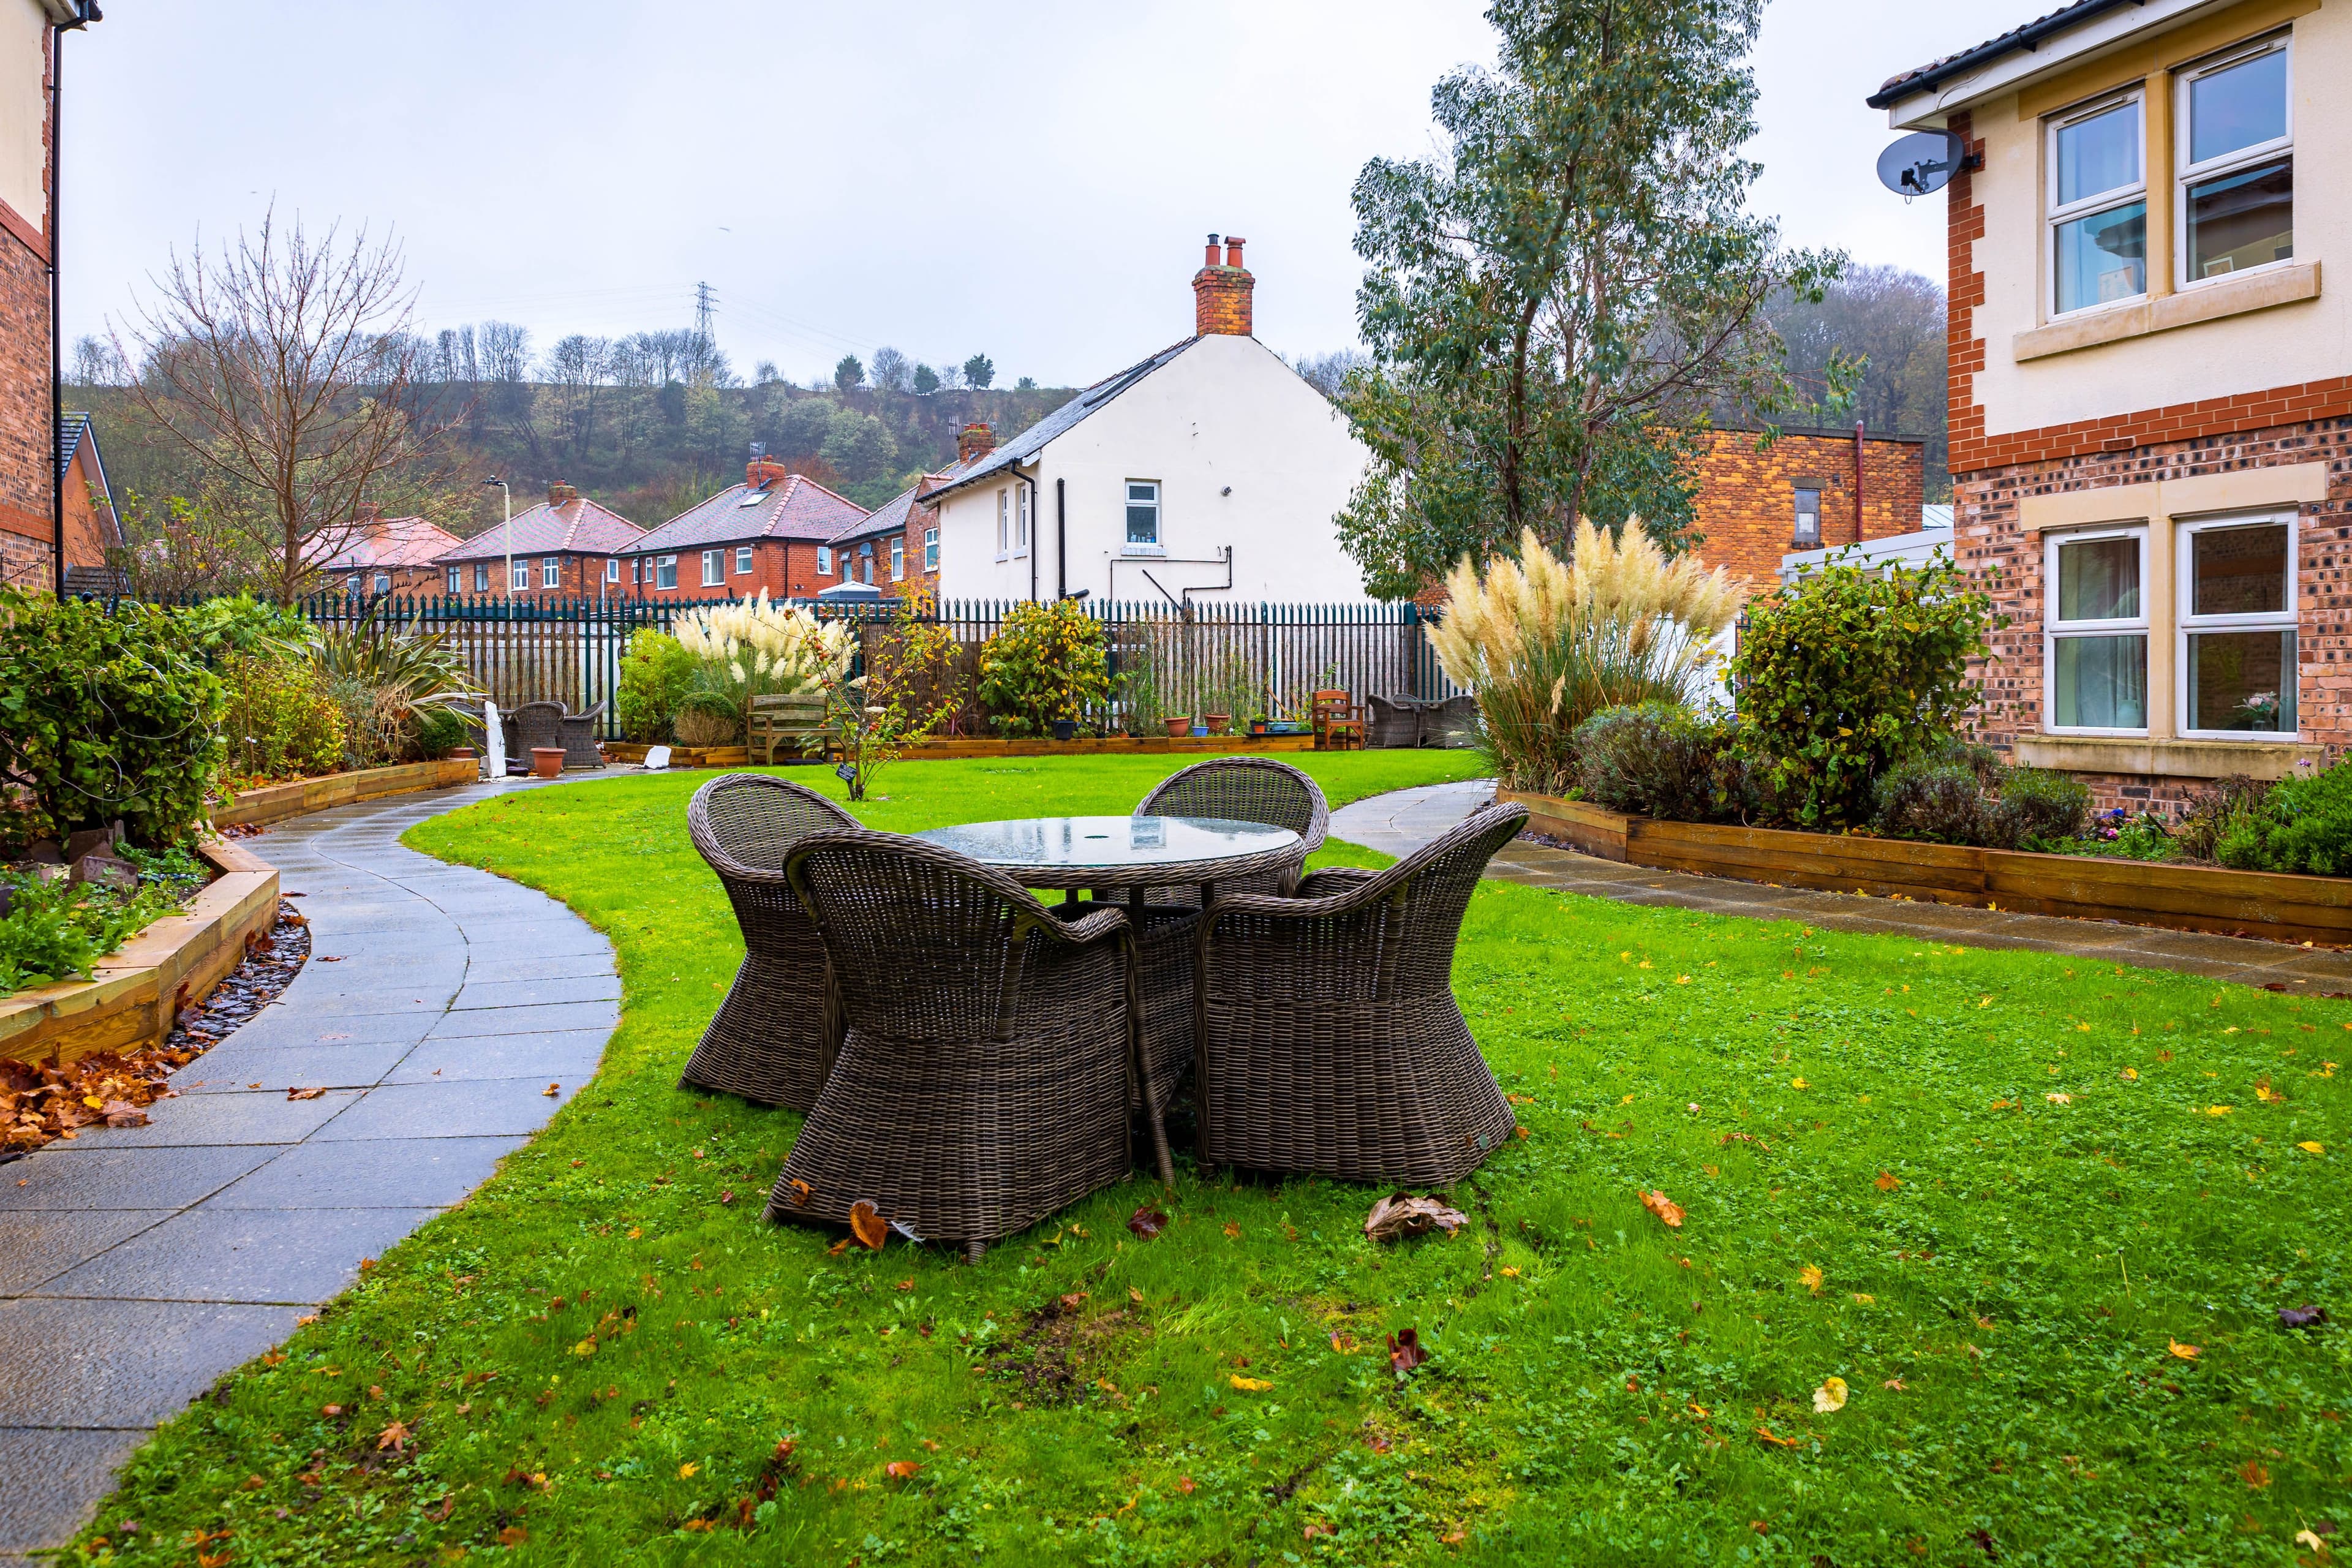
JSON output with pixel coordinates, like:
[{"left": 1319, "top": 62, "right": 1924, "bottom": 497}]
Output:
[
  {"left": 202, "top": 1136, "right": 526, "bottom": 1210},
  {"left": 81, "top": 1090, "right": 363, "bottom": 1149},
  {"left": 451, "top": 973, "right": 623, "bottom": 1009},
  {"left": 30, "top": 1205, "right": 442, "bottom": 1304},
  {"left": 461, "top": 951, "right": 625, "bottom": 984},
  {"left": 425, "top": 999, "right": 619, "bottom": 1040},
  {"left": 0, "top": 1428, "right": 151, "bottom": 1555},
  {"left": 310, "top": 1077, "right": 586, "bottom": 1141},
  {"left": 0, "top": 1212, "right": 175, "bottom": 1295},
  {"left": 0, "top": 1145, "right": 276, "bottom": 1213},
  {"left": 209, "top": 1009, "right": 439, "bottom": 1050},
  {"left": 172, "top": 1040, "right": 415, "bottom": 1093},
  {"left": 0, "top": 1298, "right": 302, "bottom": 1426},
  {"left": 385, "top": 1030, "right": 609, "bottom": 1084}
]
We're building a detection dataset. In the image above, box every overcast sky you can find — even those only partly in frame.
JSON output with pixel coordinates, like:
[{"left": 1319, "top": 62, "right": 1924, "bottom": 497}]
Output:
[{"left": 59, "top": 1, "right": 1981, "bottom": 388}]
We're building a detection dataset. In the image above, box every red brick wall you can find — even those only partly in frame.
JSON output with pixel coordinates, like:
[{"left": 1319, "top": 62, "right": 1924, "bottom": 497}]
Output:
[
  {"left": 0, "top": 224, "right": 53, "bottom": 590},
  {"left": 435, "top": 552, "right": 624, "bottom": 599},
  {"left": 1688, "top": 429, "right": 1924, "bottom": 586},
  {"left": 1945, "top": 110, "right": 1989, "bottom": 488}
]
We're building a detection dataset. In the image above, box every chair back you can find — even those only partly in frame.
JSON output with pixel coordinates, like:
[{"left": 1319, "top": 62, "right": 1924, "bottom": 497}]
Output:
[
  {"left": 688, "top": 773, "right": 858, "bottom": 874},
  {"left": 786, "top": 829, "right": 1071, "bottom": 1044},
  {"left": 509, "top": 700, "right": 565, "bottom": 753},
  {"left": 1322, "top": 800, "right": 1525, "bottom": 997},
  {"left": 1137, "top": 757, "right": 1328, "bottom": 848}
]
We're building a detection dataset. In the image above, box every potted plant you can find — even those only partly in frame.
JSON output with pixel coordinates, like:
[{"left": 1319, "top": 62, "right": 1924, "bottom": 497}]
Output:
[
  {"left": 1248, "top": 717, "right": 1268, "bottom": 737},
  {"left": 1052, "top": 718, "right": 1077, "bottom": 742},
  {"left": 1162, "top": 714, "right": 1191, "bottom": 738},
  {"left": 1205, "top": 712, "right": 1231, "bottom": 736}
]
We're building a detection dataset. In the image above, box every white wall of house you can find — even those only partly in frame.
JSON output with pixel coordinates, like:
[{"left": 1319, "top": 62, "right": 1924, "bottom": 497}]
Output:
[
  {"left": 933, "top": 334, "right": 1373, "bottom": 605},
  {"left": 1, "top": 2, "right": 50, "bottom": 233}
]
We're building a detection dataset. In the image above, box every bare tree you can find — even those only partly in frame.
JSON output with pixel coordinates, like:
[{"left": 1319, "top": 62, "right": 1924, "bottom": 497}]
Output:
[
  {"left": 68, "top": 334, "right": 129, "bottom": 386},
  {"left": 116, "top": 209, "right": 454, "bottom": 603}
]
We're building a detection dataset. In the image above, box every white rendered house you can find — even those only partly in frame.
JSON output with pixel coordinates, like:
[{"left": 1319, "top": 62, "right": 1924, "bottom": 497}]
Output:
[{"left": 919, "top": 236, "right": 1374, "bottom": 605}]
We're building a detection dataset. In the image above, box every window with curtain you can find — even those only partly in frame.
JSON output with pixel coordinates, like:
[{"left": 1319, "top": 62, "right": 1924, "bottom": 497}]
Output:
[{"left": 2046, "top": 528, "right": 2148, "bottom": 730}]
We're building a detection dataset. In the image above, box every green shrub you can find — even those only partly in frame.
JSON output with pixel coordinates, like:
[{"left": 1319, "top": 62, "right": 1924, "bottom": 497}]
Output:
[
  {"left": 1992, "top": 766, "right": 2090, "bottom": 850},
  {"left": 0, "top": 590, "right": 225, "bottom": 848},
  {"left": 1729, "top": 549, "right": 2000, "bottom": 829},
  {"left": 2175, "top": 775, "right": 2270, "bottom": 862},
  {"left": 220, "top": 653, "right": 345, "bottom": 781},
  {"left": 2214, "top": 761, "right": 2352, "bottom": 875},
  {"left": 0, "top": 867, "right": 192, "bottom": 993},
  {"left": 180, "top": 594, "right": 310, "bottom": 665},
  {"left": 1874, "top": 758, "right": 1990, "bottom": 845},
  {"left": 616, "top": 630, "right": 698, "bottom": 743},
  {"left": 1575, "top": 703, "right": 1736, "bottom": 821},
  {"left": 976, "top": 600, "right": 1111, "bottom": 737},
  {"left": 409, "top": 705, "right": 470, "bottom": 761}
]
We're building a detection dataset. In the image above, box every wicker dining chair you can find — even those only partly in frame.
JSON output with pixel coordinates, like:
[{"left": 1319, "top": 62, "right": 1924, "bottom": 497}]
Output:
[
  {"left": 507, "top": 700, "right": 566, "bottom": 763},
  {"left": 678, "top": 774, "right": 861, "bottom": 1110},
  {"left": 767, "top": 829, "right": 1169, "bottom": 1259},
  {"left": 1191, "top": 799, "right": 1527, "bottom": 1185},
  {"left": 559, "top": 699, "right": 608, "bottom": 769}
]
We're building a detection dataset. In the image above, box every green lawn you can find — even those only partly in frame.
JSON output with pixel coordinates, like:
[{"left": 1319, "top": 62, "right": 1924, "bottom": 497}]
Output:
[{"left": 78, "top": 752, "right": 2351, "bottom": 1566}]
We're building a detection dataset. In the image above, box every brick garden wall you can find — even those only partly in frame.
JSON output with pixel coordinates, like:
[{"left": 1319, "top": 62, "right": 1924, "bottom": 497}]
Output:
[{"left": 1687, "top": 428, "right": 1924, "bottom": 586}]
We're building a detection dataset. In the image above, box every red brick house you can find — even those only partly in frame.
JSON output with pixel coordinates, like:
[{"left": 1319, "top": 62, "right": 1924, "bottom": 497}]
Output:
[
  {"left": 619, "top": 458, "right": 870, "bottom": 601},
  {"left": 1872, "top": 0, "right": 2347, "bottom": 812},
  {"left": 315, "top": 505, "right": 462, "bottom": 595},
  {"left": 55, "top": 410, "right": 122, "bottom": 594},
  {"left": 832, "top": 472, "right": 946, "bottom": 600},
  {"left": 431, "top": 481, "right": 645, "bottom": 598},
  {"left": 1687, "top": 424, "right": 1927, "bottom": 586}
]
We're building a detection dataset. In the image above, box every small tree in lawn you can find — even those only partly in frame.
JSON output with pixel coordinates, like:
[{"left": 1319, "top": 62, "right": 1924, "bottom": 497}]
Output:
[{"left": 813, "top": 594, "right": 964, "bottom": 802}]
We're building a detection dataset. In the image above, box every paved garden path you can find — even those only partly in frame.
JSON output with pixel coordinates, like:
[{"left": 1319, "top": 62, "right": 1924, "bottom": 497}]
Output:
[
  {"left": 1333, "top": 780, "right": 2352, "bottom": 992},
  {"left": 0, "top": 775, "right": 619, "bottom": 1562}
]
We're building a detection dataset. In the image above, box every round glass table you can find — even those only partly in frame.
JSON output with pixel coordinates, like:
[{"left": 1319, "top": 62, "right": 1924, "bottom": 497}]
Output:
[{"left": 912, "top": 815, "right": 1302, "bottom": 905}]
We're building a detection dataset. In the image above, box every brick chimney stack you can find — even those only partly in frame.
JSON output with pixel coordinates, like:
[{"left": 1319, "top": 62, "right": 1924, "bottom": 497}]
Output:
[
  {"left": 354, "top": 502, "right": 383, "bottom": 536},
  {"left": 547, "top": 480, "right": 579, "bottom": 507},
  {"left": 957, "top": 422, "right": 997, "bottom": 464},
  {"left": 746, "top": 456, "right": 788, "bottom": 489},
  {"left": 1192, "top": 232, "right": 1254, "bottom": 337}
]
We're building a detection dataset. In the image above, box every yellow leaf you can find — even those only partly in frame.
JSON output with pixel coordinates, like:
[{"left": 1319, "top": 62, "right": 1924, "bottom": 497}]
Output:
[
  {"left": 2207, "top": 1105, "right": 2233, "bottom": 1117},
  {"left": 1798, "top": 1264, "right": 1824, "bottom": 1295},
  {"left": 1852, "top": 1293, "right": 1875, "bottom": 1305},
  {"left": 2119, "top": 1068, "right": 2138, "bottom": 1080},
  {"left": 1812, "top": 1376, "right": 1849, "bottom": 1413},
  {"left": 1874, "top": 1170, "right": 1901, "bottom": 1191},
  {"left": 2167, "top": 1340, "right": 2200, "bottom": 1360},
  {"left": 2046, "top": 1092, "right": 2072, "bottom": 1105},
  {"left": 1499, "top": 1266, "right": 1521, "bottom": 1278},
  {"left": 1229, "top": 1374, "right": 1272, "bottom": 1392},
  {"left": 678, "top": 1461, "right": 698, "bottom": 1478},
  {"left": 1790, "top": 1077, "right": 1808, "bottom": 1090}
]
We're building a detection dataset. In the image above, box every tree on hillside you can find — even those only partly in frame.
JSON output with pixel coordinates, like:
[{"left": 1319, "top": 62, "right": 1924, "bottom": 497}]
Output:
[
  {"left": 1764, "top": 264, "right": 1949, "bottom": 497},
  {"left": 834, "top": 353, "right": 865, "bottom": 391},
  {"left": 870, "top": 347, "right": 913, "bottom": 393},
  {"left": 962, "top": 352, "right": 995, "bottom": 390},
  {"left": 116, "top": 209, "right": 456, "bottom": 603},
  {"left": 1335, "top": 0, "right": 1841, "bottom": 598},
  {"left": 913, "top": 363, "right": 940, "bottom": 394}
]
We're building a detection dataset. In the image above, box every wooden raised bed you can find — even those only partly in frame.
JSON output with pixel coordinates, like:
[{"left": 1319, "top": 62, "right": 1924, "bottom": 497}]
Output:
[
  {"left": 211, "top": 756, "right": 479, "bottom": 830},
  {"left": 1500, "top": 789, "right": 2352, "bottom": 948},
  {"left": 1, "top": 836, "right": 281, "bottom": 1066}
]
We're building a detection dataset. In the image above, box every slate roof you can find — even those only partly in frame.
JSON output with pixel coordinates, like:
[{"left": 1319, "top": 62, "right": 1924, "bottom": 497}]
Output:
[
  {"left": 624, "top": 472, "right": 869, "bottom": 555},
  {"left": 317, "top": 516, "right": 465, "bottom": 572},
  {"left": 434, "top": 497, "right": 645, "bottom": 562},
  {"left": 1868, "top": 1, "right": 2141, "bottom": 108},
  {"left": 916, "top": 338, "right": 1199, "bottom": 503},
  {"left": 830, "top": 477, "right": 945, "bottom": 548},
  {"left": 57, "top": 412, "right": 95, "bottom": 478}
]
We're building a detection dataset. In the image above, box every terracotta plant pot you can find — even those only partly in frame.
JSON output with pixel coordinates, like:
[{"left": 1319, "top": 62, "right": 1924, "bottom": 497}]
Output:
[
  {"left": 448, "top": 747, "right": 478, "bottom": 761},
  {"left": 530, "top": 747, "right": 565, "bottom": 780},
  {"left": 1248, "top": 720, "right": 1267, "bottom": 737},
  {"left": 1205, "top": 712, "right": 1231, "bottom": 736},
  {"left": 1163, "top": 715, "right": 1191, "bottom": 738}
]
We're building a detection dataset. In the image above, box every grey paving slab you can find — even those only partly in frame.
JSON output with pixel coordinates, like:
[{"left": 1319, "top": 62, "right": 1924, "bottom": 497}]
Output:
[
  {"left": 385, "top": 1030, "right": 609, "bottom": 1084},
  {"left": 173, "top": 1039, "right": 416, "bottom": 1092},
  {"left": 311, "top": 1077, "right": 586, "bottom": 1140},
  {"left": 209, "top": 1008, "right": 440, "bottom": 1050},
  {"left": 0, "top": 1212, "right": 175, "bottom": 1295},
  {"left": 0, "top": 1145, "right": 275, "bottom": 1213},
  {"left": 462, "top": 951, "right": 624, "bottom": 984},
  {"left": 31, "top": 1205, "right": 440, "bottom": 1304},
  {"left": 80, "top": 1088, "right": 362, "bottom": 1148},
  {"left": 249, "top": 985, "right": 457, "bottom": 1018},
  {"left": 202, "top": 1136, "right": 526, "bottom": 1210},
  {"left": 451, "top": 973, "right": 623, "bottom": 1009},
  {"left": 425, "top": 998, "right": 619, "bottom": 1040},
  {"left": 0, "top": 1298, "right": 302, "bottom": 1426},
  {"left": 0, "top": 1428, "right": 151, "bottom": 1554}
]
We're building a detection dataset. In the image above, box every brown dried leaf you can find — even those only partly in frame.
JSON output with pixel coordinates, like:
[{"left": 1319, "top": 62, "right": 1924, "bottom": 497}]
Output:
[
  {"left": 286, "top": 1087, "right": 327, "bottom": 1101},
  {"left": 1126, "top": 1205, "right": 1169, "bottom": 1239},
  {"left": 1387, "top": 1327, "right": 1428, "bottom": 1374},
  {"left": 848, "top": 1200, "right": 889, "bottom": 1251},
  {"left": 1363, "top": 1193, "right": 1469, "bottom": 1244},
  {"left": 1638, "top": 1189, "right": 1686, "bottom": 1229}
]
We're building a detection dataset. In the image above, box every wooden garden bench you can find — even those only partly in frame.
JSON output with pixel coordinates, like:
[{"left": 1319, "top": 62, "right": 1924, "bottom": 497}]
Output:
[{"left": 747, "top": 692, "right": 842, "bottom": 766}]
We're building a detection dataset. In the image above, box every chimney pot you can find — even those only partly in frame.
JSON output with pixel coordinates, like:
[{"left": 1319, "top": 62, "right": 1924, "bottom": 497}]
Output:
[
  {"left": 1192, "top": 229, "right": 1256, "bottom": 338},
  {"left": 1225, "top": 236, "right": 1246, "bottom": 268},
  {"left": 546, "top": 480, "right": 579, "bottom": 507},
  {"left": 745, "top": 456, "right": 788, "bottom": 489},
  {"left": 957, "top": 422, "right": 997, "bottom": 464},
  {"left": 1204, "top": 233, "right": 1221, "bottom": 268}
]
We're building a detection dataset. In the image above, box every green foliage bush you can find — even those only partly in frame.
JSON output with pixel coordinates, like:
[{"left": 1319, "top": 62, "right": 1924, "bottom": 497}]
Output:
[
  {"left": 1874, "top": 758, "right": 1989, "bottom": 845},
  {"left": 2214, "top": 761, "right": 2352, "bottom": 875},
  {"left": 409, "top": 705, "right": 470, "bottom": 761},
  {"left": 1729, "top": 551, "right": 1999, "bottom": 829},
  {"left": 2174, "top": 775, "right": 2270, "bottom": 862},
  {"left": 0, "top": 590, "right": 225, "bottom": 848},
  {"left": 179, "top": 594, "right": 310, "bottom": 666},
  {"left": 1574, "top": 703, "right": 1751, "bottom": 822},
  {"left": 220, "top": 653, "right": 345, "bottom": 781},
  {"left": 1992, "top": 766, "right": 2090, "bottom": 850},
  {"left": 616, "top": 630, "right": 699, "bottom": 744},
  {"left": 976, "top": 600, "right": 1111, "bottom": 736},
  {"left": 0, "top": 866, "right": 194, "bottom": 993}
]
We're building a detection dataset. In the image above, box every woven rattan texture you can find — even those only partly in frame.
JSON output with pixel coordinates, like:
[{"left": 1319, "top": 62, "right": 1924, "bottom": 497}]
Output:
[
  {"left": 678, "top": 774, "right": 860, "bottom": 1109},
  {"left": 505, "top": 701, "right": 564, "bottom": 760},
  {"left": 767, "top": 828, "right": 1146, "bottom": 1250},
  {"left": 1193, "top": 799, "right": 1526, "bottom": 1183},
  {"left": 559, "top": 700, "right": 608, "bottom": 767}
]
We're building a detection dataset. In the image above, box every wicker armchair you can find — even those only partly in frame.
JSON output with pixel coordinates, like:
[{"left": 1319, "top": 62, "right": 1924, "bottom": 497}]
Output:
[
  {"left": 768, "top": 829, "right": 1169, "bottom": 1259},
  {"left": 505, "top": 701, "right": 565, "bottom": 764},
  {"left": 1191, "top": 799, "right": 1528, "bottom": 1184},
  {"left": 1364, "top": 693, "right": 1426, "bottom": 749},
  {"left": 559, "top": 699, "right": 608, "bottom": 769},
  {"left": 678, "top": 775, "right": 861, "bottom": 1110}
]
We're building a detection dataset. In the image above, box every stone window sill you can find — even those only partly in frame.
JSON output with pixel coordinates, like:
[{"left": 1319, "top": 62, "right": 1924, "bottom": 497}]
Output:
[
  {"left": 2013, "top": 733, "right": 2325, "bottom": 782},
  {"left": 2013, "top": 262, "right": 2320, "bottom": 363}
]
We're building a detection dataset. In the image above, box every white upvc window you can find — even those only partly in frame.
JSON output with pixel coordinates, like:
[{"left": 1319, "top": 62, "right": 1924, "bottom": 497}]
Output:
[
  {"left": 605, "top": 557, "right": 620, "bottom": 583},
  {"left": 1792, "top": 485, "right": 1822, "bottom": 548},
  {"left": 374, "top": 572, "right": 391, "bottom": 595},
  {"left": 1125, "top": 480, "right": 1161, "bottom": 551},
  {"left": 859, "top": 544, "right": 875, "bottom": 584},
  {"left": 736, "top": 546, "right": 753, "bottom": 574},
  {"left": 995, "top": 489, "right": 1010, "bottom": 560},
  {"left": 655, "top": 555, "right": 677, "bottom": 590},
  {"left": 2045, "top": 525, "right": 2149, "bottom": 734},
  {"left": 1013, "top": 485, "right": 1030, "bottom": 557},
  {"left": 475, "top": 562, "right": 490, "bottom": 592},
  {"left": 542, "top": 556, "right": 561, "bottom": 589},
  {"left": 511, "top": 559, "right": 530, "bottom": 592},
  {"left": 701, "top": 549, "right": 725, "bottom": 587},
  {"left": 2176, "top": 36, "right": 2293, "bottom": 287},
  {"left": 2047, "top": 92, "right": 2147, "bottom": 317},
  {"left": 891, "top": 537, "right": 904, "bottom": 581},
  {"left": 923, "top": 526, "right": 938, "bottom": 572},
  {"left": 2178, "top": 511, "right": 2297, "bottom": 737},
  {"left": 816, "top": 545, "right": 832, "bottom": 576},
  {"left": 447, "top": 566, "right": 461, "bottom": 594},
  {"left": 345, "top": 574, "right": 361, "bottom": 594}
]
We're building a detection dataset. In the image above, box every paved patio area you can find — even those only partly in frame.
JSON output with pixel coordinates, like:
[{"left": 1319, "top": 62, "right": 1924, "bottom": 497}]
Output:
[
  {"left": 1333, "top": 779, "right": 2352, "bottom": 992},
  {"left": 0, "top": 774, "right": 618, "bottom": 1562}
]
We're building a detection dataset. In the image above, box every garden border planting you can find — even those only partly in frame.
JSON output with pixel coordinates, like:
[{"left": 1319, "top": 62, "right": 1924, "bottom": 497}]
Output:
[
  {"left": 1501, "top": 789, "right": 2352, "bottom": 946},
  {"left": 208, "top": 756, "right": 480, "bottom": 830},
  {"left": 601, "top": 735, "right": 1321, "bottom": 767},
  {"left": 0, "top": 835, "right": 280, "bottom": 1066}
]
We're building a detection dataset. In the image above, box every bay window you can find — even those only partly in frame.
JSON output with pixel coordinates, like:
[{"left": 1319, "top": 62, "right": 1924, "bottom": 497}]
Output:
[
  {"left": 2179, "top": 514, "right": 2296, "bottom": 736},
  {"left": 2177, "top": 39, "right": 2291, "bottom": 285},
  {"left": 2048, "top": 94, "right": 2146, "bottom": 315},
  {"left": 2045, "top": 527, "right": 2147, "bottom": 731}
]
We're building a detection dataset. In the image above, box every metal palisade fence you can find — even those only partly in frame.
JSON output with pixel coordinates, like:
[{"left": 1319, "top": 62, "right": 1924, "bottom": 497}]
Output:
[{"left": 205, "top": 594, "right": 1461, "bottom": 739}]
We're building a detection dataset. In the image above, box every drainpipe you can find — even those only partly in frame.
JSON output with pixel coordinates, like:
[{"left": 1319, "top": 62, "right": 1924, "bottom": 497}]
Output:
[
  {"left": 1022, "top": 466, "right": 1040, "bottom": 603},
  {"left": 1055, "top": 477, "right": 1066, "bottom": 600},
  {"left": 48, "top": 3, "right": 98, "bottom": 597},
  {"left": 1853, "top": 418, "right": 1867, "bottom": 545}
]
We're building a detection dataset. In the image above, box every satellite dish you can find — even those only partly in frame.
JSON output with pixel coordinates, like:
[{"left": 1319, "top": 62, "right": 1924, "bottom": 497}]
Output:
[{"left": 1877, "top": 130, "right": 1973, "bottom": 201}]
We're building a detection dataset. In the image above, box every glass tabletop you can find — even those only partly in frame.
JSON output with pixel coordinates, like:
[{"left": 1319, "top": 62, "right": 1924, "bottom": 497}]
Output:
[{"left": 913, "top": 815, "right": 1299, "bottom": 872}]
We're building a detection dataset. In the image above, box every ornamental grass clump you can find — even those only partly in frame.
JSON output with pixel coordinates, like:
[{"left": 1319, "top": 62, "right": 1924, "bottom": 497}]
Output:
[
  {"left": 1428, "top": 522, "right": 1743, "bottom": 794},
  {"left": 671, "top": 594, "right": 853, "bottom": 744}
]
